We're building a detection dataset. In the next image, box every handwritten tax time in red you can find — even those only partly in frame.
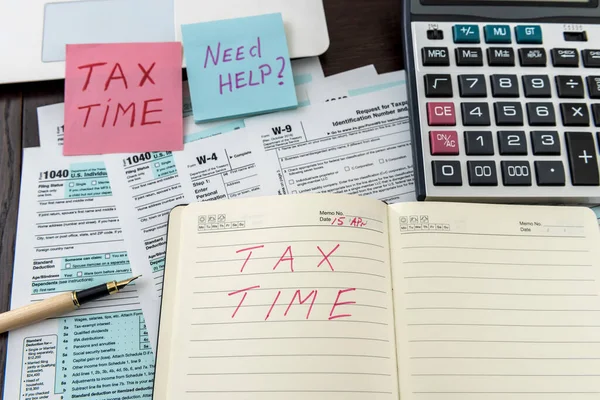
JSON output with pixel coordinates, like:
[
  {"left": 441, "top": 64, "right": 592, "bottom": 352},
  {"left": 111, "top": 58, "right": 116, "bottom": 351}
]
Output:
[{"left": 63, "top": 43, "right": 183, "bottom": 156}]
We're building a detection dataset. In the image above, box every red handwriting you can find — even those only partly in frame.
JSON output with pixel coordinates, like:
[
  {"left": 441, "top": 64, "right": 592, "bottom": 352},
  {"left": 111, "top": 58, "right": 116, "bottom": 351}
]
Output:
[
  {"left": 138, "top": 62, "right": 156, "bottom": 86},
  {"left": 317, "top": 244, "right": 340, "bottom": 271},
  {"left": 284, "top": 290, "right": 318, "bottom": 319},
  {"left": 229, "top": 287, "right": 355, "bottom": 321},
  {"left": 272, "top": 245, "right": 294, "bottom": 272},
  {"left": 228, "top": 285, "right": 260, "bottom": 318},
  {"left": 236, "top": 245, "right": 265, "bottom": 272},
  {"left": 76, "top": 62, "right": 163, "bottom": 128},
  {"left": 236, "top": 244, "right": 345, "bottom": 273},
  {"left": 230, "top": 243, "right": 356, "bottom": 321},
  {"left": 331, "top": 216, "right": 367, "bottom": 227},
  {"left": 77, "top": 99, "right": 163, "bottom": 128},
  {"left": 265, "top": 290, "right": 281, "bottom": 320},
  {"left": 329, "top": 288, "right": 357, "bottom": 320}
]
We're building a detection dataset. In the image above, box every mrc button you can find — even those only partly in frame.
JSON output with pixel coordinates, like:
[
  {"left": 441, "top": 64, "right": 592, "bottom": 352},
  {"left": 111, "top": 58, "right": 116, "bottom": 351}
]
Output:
[{"left": 422, "top": 47, "right": 450, "bottom": 66}]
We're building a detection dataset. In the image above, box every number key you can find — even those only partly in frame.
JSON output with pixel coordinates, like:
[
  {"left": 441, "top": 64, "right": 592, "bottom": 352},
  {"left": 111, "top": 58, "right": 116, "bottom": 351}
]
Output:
[
  {"left": 462, "top": 102, "right": 491, "bottom": 126},
  {"left": 458, "top": 74, "right": 487, "bottom": 97},
  {"left": 531, "top": 131, "right": 560, "bottom": 155},
  {"left": 432, "top": 161, "right": 462, "bottom": 186},
  {"left": 467, "top": 161, "right": 498, "bottom": 186},
  {"left": 498, "top": 131, "right": 527, "bottom": 155},
  {"left": 494, "top": 102, "right": 523, "bottom": 126},
  {"left": 526, "top": 102, "right": 556, "bottom": 126},
  {"left": 465, "top": 131, "right": 494, "bottom": 155},
  {"left": 522, "top": 75, "right": 551, "bottom": 98},
  {"left": 491, "top": 75, "right": 519, "bottom": 97},
  {"left": 501, "top": 161, "right": 532, "bottom": 186}
]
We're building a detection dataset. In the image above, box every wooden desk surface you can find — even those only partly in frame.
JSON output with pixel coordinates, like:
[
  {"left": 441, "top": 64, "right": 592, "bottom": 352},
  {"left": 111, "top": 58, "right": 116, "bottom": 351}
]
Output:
[{"left": 0, "top": 0, "right": 403, "bottom": 395}]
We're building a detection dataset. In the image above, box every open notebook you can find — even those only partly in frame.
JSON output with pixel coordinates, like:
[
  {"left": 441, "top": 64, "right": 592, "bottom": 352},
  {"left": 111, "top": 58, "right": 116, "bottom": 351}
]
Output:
[{"left": 153, "top": 194, "right": 600, "bottom": 399}]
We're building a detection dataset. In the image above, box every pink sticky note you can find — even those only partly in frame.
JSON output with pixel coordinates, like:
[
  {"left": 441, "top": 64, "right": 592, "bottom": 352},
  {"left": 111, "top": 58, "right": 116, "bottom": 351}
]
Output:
[{"left": 64, "top": 42, "right": 183, "bottom": 155}]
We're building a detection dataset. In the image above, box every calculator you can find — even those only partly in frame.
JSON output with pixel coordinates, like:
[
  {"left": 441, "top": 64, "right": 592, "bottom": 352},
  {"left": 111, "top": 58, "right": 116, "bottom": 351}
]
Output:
[{"left": 403, "top": 0, "right": 600, "bottom": 203}]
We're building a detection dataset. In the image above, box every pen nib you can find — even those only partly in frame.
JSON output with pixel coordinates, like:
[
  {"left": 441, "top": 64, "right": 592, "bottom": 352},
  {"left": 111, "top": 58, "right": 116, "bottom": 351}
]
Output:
[{"left": 116, "top": 275, "right": 142, "bottom": 291}]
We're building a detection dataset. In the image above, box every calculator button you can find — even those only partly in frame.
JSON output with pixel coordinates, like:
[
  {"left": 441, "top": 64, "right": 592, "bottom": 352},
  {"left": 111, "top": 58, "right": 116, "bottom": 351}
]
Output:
[
  {"left": 461, "top": 102, "right": 491, "bottom": 126},
  {"left": 498, "top": 131, "right": 527, "bottom": 155},
  {"left": 424, "top": 75, "right": 453, "bottom": 97},
  {"left": 535, "top": 161, "right": 566, "bottom": 186},
  {"left": 565, "top": 132, "right": 599, "bottom": 185},
  {"left": 491, "top": 75, "right": 519, "bottom": 97},
  {"left": 455, "top": 48, "right": 483, "bottom": 66},
  {"left": 564, "top": 32, "right": 587, "bottom": 42},
  {"left": 458, "top": 75, "right": 487, "bottom": 97},
  {"left": 586, "top": 76, "right": 600, "bottom": 99},
  {"left": 582, "top": 50, "right": 600, "bottom": 68},
  {"left": 427, "top": 103, "right": 456, "bottom": 126},
  {"left": 501, "top": 161, "right": 532, "bottom": 186},
  {"left": 531, "top": 131, "right": 560, "bottom": 155},
  {"left": 467, "top": 161, "right": 498, "bottom": 186},
  {"left": 519, "top": 48, "right": 547, "bottom": 67},
  {"left": 560, "top": 103, "right": 590, "bottom": 126},
  {"left": 592, "top": 104, "right": 600, "bottom": 126},
  {"left": 551, "top": 48, "right": 579, "bottom": 67},
  {"left": 429, "top": 131, "right": 459, "bottom": 155},
  {"left": 484, "top": 25, "right": 511, "bottom": 44},
  {"left": 522, "top": 75, "right": 551, "bottom": 98},
  {"left": 422, "top": 47, "right": 450, "bottom": 66},
  {"left": 427, "top": 29, "right": 444, "bottom": 40},
  {"left": 526, "top": 103, "right": 556, "bottom": 126},
  {"left": 465, "top": 131, "right": 494, "bottom": 155},
  {"left": 487, "top": 47, "right": 515, "bottom": 66},
  {"left": 515, "top": 25, "right": 542, "bottom": 44},
  {"left": 556, "top": 76, "right": 584, "bottom": 98},
  {"left": 432, "top": 161, "right": 462, "bottom": 186},
  {"left": 494, "top": 102, "right": 523, "bottom": 126},
  {"left": 453, "top": 24, "right": 480, "bottom": 43}
]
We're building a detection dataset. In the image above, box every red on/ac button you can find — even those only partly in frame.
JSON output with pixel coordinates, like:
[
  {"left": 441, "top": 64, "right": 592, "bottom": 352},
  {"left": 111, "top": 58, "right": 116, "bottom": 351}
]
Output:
[
  {"left": 430, "top": 131, "right": 459, "bottom": 155},
  {"left": 427, "top": 102, "right": 456, "bottom": 126}
]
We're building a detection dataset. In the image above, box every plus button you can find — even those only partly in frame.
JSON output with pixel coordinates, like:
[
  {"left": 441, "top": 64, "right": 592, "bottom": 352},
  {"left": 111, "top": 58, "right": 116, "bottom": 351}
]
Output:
[
  {"left": 565, "top": 132, "right": 599, "bottom": 185},
  {"left": 578, "top": 150, "right": 593, "bottom": 164}
]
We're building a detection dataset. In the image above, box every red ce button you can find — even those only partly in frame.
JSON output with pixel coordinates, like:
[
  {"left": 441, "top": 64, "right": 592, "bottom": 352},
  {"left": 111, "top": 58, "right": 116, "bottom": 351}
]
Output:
[{"left": 427, "top": 102, "right": 456, "bottom": 126}]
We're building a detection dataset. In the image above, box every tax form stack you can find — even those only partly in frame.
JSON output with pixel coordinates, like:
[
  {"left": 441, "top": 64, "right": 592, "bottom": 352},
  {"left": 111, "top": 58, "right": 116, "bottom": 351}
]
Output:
[{"left": 6, "top": 58, "right": 412, "bottom": 400}]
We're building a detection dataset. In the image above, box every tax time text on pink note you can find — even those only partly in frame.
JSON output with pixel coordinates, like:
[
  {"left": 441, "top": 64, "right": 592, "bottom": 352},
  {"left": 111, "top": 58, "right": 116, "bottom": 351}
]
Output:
[{"left": 64, "top": 42, "right": 183, "bottom": 156}]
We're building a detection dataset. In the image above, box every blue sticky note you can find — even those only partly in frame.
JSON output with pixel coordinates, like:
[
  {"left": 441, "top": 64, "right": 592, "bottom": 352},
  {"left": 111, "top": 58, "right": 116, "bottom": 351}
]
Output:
[{"left": 181, "top": 13, "right": 298, "bottom": 123}]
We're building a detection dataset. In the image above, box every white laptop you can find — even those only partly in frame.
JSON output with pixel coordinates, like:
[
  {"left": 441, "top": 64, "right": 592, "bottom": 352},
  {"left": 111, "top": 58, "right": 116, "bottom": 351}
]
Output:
[{"left": 0, "top": 0, "right": 330, "bottom": 84}]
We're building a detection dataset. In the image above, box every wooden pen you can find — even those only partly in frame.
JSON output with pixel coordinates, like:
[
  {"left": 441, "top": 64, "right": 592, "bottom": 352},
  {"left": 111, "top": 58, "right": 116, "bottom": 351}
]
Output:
[{"left": 0, "top": 275, "right": 141, "bottom": 333}]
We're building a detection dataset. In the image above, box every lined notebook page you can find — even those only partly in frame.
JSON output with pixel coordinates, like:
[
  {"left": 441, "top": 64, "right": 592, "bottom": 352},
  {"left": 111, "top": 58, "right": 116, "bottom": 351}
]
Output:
[
  {"left": 388, "top": 202, "right": 600, "bottom": 400},
  {"left": 154, "top": 194, "right": 399, "bottom": 399}
]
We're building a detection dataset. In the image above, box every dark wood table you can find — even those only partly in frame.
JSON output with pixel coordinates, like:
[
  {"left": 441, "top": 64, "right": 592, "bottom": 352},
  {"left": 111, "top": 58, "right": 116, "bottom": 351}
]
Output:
[{"left": 0, "top": 0, "right": 403, "bottom": 395}]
